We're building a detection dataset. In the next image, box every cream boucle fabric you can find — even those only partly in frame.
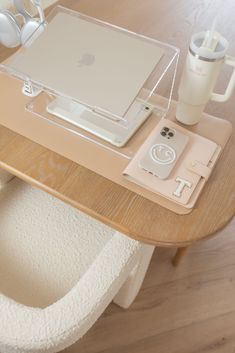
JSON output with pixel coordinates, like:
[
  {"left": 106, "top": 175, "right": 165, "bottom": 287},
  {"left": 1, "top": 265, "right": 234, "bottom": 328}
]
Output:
[
  {"left": 0, "top": 178, "right": 112, "bottom": 308},
  {"left": 0, "top": 179, "right": 142, "bottom": 353}
]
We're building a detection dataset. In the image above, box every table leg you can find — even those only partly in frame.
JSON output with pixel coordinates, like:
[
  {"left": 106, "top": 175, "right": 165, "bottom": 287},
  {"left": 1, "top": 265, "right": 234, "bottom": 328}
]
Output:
[
  {"left": 172, "top": 246, "right": 188, "bottom": 267},
  {"left": 0, "top": 168, "right": 14, "bottom": 186}
]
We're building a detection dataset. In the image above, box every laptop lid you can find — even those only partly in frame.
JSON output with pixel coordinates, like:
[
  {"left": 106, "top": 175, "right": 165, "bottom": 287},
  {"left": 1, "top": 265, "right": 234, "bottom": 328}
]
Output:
[{"left": 10, "top": 11, "right": 164, "bottom": 118}]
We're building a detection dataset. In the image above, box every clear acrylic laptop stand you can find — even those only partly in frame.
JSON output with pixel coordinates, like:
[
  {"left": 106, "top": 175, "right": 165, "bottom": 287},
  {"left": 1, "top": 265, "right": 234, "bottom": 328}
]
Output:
[{"left": 0, "top": 6, "right": 179, "bottom": 159}]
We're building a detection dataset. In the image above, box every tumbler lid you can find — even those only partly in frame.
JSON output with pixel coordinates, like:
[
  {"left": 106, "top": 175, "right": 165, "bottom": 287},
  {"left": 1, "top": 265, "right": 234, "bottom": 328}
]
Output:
[{"left": 190, "top": 17, "right": 228, "bottom": 61}]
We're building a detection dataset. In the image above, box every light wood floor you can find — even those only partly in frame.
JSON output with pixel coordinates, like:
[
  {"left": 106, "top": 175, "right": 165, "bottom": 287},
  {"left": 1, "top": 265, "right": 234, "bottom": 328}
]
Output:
[{"left": 61, "top": 217, "right": 235, "bottom": 353}]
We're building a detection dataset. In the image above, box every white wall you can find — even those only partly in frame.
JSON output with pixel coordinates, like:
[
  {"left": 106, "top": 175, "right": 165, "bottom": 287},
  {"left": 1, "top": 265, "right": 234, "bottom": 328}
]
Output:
[{"left": 0, "top": 0, "right": 57, "bottom": 9}]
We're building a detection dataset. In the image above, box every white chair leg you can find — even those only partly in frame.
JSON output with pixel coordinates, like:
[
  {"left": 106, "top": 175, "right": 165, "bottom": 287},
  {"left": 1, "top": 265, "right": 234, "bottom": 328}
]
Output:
[
  {"left": 114, "top": 244, "right": 155, "bottom": 309},
  {"left": 0, "top": 168, "right": 14, "bottom": 187}
]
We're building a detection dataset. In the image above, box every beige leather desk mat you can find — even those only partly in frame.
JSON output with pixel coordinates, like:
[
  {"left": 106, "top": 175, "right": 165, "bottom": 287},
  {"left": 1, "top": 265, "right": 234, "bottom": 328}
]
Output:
[{"left": 0, "top": 72, "right": 232, "bottom": 214}]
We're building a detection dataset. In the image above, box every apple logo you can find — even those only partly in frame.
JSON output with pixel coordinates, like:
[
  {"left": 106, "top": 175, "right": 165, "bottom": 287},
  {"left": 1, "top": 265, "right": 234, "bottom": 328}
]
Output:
[{"left": 77, "top": 53, "right": 95, "bottom": 67}]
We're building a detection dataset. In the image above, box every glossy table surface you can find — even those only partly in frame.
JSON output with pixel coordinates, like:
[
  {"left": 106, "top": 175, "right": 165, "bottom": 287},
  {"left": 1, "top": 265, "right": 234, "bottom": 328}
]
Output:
[{"left": 0, "top": 0, "right": 234, "bottom": 247}]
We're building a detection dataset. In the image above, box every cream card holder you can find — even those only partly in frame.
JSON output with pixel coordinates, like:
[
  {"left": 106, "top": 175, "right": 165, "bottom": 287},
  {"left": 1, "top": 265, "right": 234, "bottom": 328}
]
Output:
[{"left": 123, "top": 118, "right": 221, "bottom": 209}]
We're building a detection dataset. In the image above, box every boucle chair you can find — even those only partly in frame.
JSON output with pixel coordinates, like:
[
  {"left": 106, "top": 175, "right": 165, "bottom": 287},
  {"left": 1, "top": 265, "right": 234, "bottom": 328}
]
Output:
[{"left": 0, "top": 169, "right": 154, "bottom": 353}]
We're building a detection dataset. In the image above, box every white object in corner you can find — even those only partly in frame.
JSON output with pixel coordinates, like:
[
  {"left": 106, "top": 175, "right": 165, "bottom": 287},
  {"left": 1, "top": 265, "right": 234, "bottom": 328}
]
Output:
[
  {"left": 0, "top": 178, "right": 154, "bottom": 353},
  {"left": 0, "top": 0, "right": 46, "bottom": 48}
]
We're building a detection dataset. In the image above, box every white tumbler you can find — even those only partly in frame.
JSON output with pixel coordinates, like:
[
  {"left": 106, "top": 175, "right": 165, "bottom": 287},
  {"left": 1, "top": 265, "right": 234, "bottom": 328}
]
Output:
[{"left": 176, "top": 30, "right": 235, "bottom": 125}]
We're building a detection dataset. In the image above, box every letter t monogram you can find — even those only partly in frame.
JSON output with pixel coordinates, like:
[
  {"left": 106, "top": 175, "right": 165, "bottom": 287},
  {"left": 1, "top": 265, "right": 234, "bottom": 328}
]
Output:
[{"left": 173, "top": 177, "right": 192, "bottom": 198}]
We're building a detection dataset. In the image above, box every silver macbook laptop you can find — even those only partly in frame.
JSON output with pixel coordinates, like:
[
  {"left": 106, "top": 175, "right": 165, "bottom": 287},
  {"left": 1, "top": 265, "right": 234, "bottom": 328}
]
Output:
[
  {"left": 10, "top": 11, "right": 163, "bottom": 116},
  {"left": 10, "top": 10, "right": 164, "bottom": 145}
]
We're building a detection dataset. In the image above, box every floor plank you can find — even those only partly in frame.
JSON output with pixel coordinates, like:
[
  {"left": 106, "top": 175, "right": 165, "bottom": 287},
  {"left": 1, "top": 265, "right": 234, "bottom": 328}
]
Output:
[{"left": 62, "top": 218, "right": 235, "bottom": 353}]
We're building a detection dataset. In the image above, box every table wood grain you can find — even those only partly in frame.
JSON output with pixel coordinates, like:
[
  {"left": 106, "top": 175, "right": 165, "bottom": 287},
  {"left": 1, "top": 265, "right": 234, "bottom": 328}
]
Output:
[{"left": 0, "top": 0, "right": 234, "bottom": 247}]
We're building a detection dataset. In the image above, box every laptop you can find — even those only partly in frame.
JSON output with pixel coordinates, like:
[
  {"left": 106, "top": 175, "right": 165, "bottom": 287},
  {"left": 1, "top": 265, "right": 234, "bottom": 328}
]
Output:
[{"left": 9, "top": 10, "right": 164, "bottom": 146}]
